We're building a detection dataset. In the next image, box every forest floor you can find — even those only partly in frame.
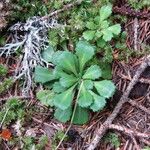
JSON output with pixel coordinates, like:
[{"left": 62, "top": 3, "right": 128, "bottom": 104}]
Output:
[{"left": 0, "top": 1, "right": 150, "bottom": 150}]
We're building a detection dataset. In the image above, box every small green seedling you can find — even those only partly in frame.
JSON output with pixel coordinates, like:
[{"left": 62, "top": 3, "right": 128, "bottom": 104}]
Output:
[
  {"left": 83, "top": 5, "right": 121, "bottom": 46},
  {"left": 0, "top": 78, "right": 14, "bottom": 94},
  {"left": 51, "top": 130, "right": 68, "bottom": 150},
  {"left": 0, "top": 64, "right": 8, "bottom": 76},
  {"left": 104, "top": 132, "right": 120, "bottom": 148}
]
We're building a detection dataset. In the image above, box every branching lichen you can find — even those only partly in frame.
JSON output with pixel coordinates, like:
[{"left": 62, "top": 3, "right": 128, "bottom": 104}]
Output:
[{"left": 0, "top": 16, "right": 63, "bottom": 95}]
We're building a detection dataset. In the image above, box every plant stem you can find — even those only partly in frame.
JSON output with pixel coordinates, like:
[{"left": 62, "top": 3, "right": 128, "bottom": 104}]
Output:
[
  {"left": 0, "top": 108, "right": 9, "bottom": 128},
  {"left": 56, "top": 80, "right": 84, "bottom": 150},
  {"left": 70, "top": 80, "right": 83, "bottom": 123}
]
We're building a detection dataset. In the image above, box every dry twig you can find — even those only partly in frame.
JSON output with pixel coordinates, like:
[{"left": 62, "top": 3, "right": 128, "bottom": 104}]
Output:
[
  {"left": 32, "top": 117, "right": 61, "bottom": 130},
  {"left": 109, "top": 124, "right": 150, "bottom": 138},
  {"left": 0, "top": 96, "right": 31, "bottom": 102},
  {"left": 141, "top": 139, "right": 150, "bottom": 146},
  {"left": 130, "top": 135, "right": 141, "bottom": 150},
  {"left": 133, "top": 18, "right": 139, "bottom": 51}
]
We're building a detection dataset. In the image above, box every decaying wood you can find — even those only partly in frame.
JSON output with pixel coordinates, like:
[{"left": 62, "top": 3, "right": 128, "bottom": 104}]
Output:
[{"left": 87, "top": 55, "right": 150, "bottom": 150}]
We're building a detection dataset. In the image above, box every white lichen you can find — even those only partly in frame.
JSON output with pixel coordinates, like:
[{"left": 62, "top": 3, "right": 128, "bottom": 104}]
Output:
[{"left": 0, "top": 16, "right": 63, "bottom": 95}]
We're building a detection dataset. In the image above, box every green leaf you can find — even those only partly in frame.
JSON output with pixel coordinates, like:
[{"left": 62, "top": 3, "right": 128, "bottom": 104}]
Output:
[
  {"left": 116, "top": 42, "right": 127, "bottom": 49},
  {"left": 51, "top": 51, "right": 63, "bottom": 65},
  {"left": 60, "top": 74, "right": 77, "bottom": 88},
  {"left": 44, "top": 81, "right": 54, "bottom": 89},
  {"left": 94, "top": 80, "right": 116, "bottom": 98},
  {"left": 53, "top": 66, "right": 66, "bottom": 79},
  {"left": 100, "top": 20, "right": 109, "bottom": 29},
  {"left": 95, "top": 30, "right": 102, "bottom": 38},
  {"left": 121, "top": 31, "right": 127, "bottom": 39},
  {"left": 94, "top": 16, "right": 100, "bottom": 25},
  {"left": 102, "top": 29, "right": 113, "bottom": 41},
  {"left": 34, "top": 66, "right": 54, "bottom": 83},
  {"left": 100, "top": 5, "right": 112, "bottom": 22},
  {"left": 83, "top": 30, "right": 95, "bottom": 41},
  {"left": 72, "top": 105, "right": 89, "bottom": 124},
  {"left": 53, "top": 86, "right": 75, "bottom": 110},
  {"left": 57, "top": 51, "right": 78, "bottom": 75},
  {"left": 54, "top": 107, "right": 72, "bottom": 123},
  {"left": 86, "top": 21, "right": 97, "bottom": 30},
  {"left": 83, "top": 65, "right": 101, "bottom": 80},
  {"left": 42, "top": 46, "right": 54, "bottom": 62},
  {"left": 99, "top": 62, "right": 112, "bottom": 79},
  {"left": 97, "top": 38, "right": 106, "bottom": 48},
  {"left": 83, "top": 80, "right": 93, "bottom": 90},
  {"left": 108, "top": 24, "right": 121, "bottom": 35},
  {"left": 53, "top": 82, "right": 66, "bottom": 93},
  {"left": 36, "top": 90, "right": 54, "bottom": 106},
  {"left": 103, "top": 46, "right": 113, "bottom": 63},
  {"left": 78, "top": 85, "right": 93, "bottom": 107},
  {"left": 89, "top": 91, "right": 106, "bottom": 111},
  {"left": 75, "top": 41, "right": 95, "bottom": 71}
]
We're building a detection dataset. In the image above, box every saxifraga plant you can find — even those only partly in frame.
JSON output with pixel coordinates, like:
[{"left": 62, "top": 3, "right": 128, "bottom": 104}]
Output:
[
  {"left": 35, "top": 41, "right": 116, "bottom": 125},
  {"left": 83, "top": 5, "right": 121, "bottom": 46}
]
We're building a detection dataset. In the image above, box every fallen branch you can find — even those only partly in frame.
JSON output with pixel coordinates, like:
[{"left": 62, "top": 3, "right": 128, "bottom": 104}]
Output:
[
  {"left": 87, "top": 55, "right": 150, "bottom": 150},
  {"left": 109, "top": 124, "right": 150, "bottom": 138}
]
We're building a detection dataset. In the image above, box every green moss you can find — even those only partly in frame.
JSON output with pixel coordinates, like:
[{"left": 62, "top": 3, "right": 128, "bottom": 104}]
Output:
[
  {"left": 0, "top": 78, "right": 14, "bottom": 94},
  {"left": 0, "top": 64, "right": 8, "bottom": 76},
  {"left": 11, "top": 0, "right": 76, "bottom": 21},
  {"left": 104, "top": 132, "right": 120, "bottom": 148},
  {"left": 0, "top": 98, "right": 25, "bottom": 126}
]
